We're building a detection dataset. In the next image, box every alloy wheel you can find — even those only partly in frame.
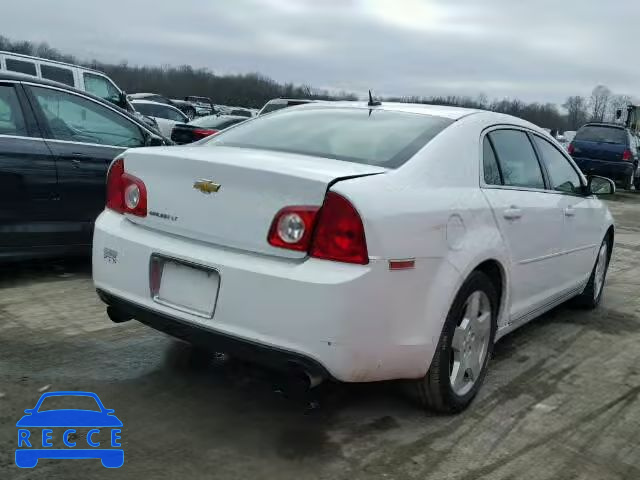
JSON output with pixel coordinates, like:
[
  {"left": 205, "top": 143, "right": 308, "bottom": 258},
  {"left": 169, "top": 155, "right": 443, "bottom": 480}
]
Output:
[
  {"left": 449, "top": 290, "right": 492, "bottom": 396},
  {"left": 594, "top": 242, "right": 608, "bottom": 300}
]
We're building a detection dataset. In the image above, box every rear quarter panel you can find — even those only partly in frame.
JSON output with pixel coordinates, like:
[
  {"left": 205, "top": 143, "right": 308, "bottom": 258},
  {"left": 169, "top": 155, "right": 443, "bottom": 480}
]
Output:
[{"left": 331, "top": 113, "right": 515, "bottom": 361}]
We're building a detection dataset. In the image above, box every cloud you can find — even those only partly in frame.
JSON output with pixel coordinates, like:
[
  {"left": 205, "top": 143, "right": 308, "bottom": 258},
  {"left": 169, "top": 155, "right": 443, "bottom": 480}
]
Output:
[{"left": 2, "top": 0, "right": 639, "bottom": 104}]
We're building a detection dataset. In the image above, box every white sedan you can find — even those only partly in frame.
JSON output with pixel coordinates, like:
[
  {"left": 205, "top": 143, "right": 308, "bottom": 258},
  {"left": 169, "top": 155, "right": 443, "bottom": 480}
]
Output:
[
  {"left": 130, "top": 99, "right": 189, "bottom": 137},
  {"left": 92, "top": 102, "right": 615, "bottom": 412}
]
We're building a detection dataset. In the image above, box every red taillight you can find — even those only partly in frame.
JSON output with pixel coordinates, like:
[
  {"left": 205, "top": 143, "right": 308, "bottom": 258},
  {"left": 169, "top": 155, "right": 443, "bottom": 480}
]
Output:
[
  {"left": 267, "top": 206, "right": 319, "bottom": 251},
  {"left": 105, "top": 158, "right": 147, "bottom": 217},
  {"left": 623, "top": 149, "right": 633, "bottom": 161},
  {"left": 310, "top": 192, "right": 369, "bottom": 265},
  {"left": 193, "top": 128, "right": 218, "bottom": 140},
  {"left": 568, "top": 143, "right": 575, "bottom": 155},
  {"left": 267, "top": 192, "right": 369, "bottom": 265}
]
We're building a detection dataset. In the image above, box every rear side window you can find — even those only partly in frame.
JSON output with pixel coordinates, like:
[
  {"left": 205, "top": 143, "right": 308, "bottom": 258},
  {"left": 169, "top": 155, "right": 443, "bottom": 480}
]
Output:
[
  {"left": 0, "top": 85, "right": 28, "bottom": 136},
  {"left": 488, "top": 130, "right": 545, "bottom": 189},
  {"left": 5, "top": 58, "right": 37, "bottom": 76},
  {"left": 575, "top": 126, "right": 627, "bottom": 144},
  {"left": 207, "top": 107, "right": 453, "bottom": 168},
  {"left": 40, "top": 65, "right": 75, "bottom": 87},
  {"left": 483, "top": 137, "right": 502, "bottom": 185},
  {"left": 133, "top": 103, "right": 154, "bottom": 117}
]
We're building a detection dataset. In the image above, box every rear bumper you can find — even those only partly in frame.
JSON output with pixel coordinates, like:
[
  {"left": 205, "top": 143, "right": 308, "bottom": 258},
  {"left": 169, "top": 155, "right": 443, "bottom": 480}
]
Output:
[
  {"left": 572, "top": 157, "right": 634, "bottom": 182},
  {"left": 92, "top": 210, "right": 451, "bottom": 382},
  {"left": 97, "top": 288, "right": 331, "bottom": 380}
]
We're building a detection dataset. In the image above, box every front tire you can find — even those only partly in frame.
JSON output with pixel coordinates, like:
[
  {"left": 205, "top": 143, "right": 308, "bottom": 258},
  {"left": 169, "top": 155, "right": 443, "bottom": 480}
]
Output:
[
  {"left": 410, "top": 271, "right": 498, "bottom": 413},
  {"left": 573, "top": 236, "right": 611, "bottom": 309}
]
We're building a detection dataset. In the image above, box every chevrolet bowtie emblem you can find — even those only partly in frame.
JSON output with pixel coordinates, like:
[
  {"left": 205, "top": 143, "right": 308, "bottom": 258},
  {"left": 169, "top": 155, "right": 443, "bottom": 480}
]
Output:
[{"left": 193, "top": 179, "right": 221, "bottom": 194}]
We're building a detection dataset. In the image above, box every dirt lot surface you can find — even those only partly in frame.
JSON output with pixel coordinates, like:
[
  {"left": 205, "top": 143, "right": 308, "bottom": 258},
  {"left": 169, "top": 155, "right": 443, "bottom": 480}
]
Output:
[{"left": 1, "top": 193, "right": 639, "bottom": 479}]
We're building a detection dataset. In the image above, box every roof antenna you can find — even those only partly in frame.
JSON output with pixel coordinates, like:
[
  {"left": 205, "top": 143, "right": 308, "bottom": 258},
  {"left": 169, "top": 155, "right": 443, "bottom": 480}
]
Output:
[{"left": 368, "top": 89, "right": 381, "bottom": 107}]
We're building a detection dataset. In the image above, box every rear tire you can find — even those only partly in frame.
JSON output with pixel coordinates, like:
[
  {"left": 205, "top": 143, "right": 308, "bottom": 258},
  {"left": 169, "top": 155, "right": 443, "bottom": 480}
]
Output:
[
  {"left": 573, "top": 236, "right": 611, "bottom": 309},
  {"left": 409, "top": 271, "right": 498, "bottom": 413}
]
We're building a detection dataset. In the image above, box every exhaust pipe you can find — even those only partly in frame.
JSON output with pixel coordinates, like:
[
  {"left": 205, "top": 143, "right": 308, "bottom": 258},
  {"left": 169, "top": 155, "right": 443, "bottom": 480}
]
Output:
[
  {"left": 287, "top": 362, "right": 325, "bottom": 389},
  {"left": 106, "top": 306, "right": 133, "bottom": 324}
]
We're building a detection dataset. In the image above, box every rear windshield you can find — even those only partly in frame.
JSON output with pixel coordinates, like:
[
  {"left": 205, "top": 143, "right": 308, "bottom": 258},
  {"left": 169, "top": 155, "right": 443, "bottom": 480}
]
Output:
[
  {"left": 575, "top": 126, "right": 627, "bottom": 144},
  {"left": 206, "top": 107, "right": 453, "bottom": 168}
]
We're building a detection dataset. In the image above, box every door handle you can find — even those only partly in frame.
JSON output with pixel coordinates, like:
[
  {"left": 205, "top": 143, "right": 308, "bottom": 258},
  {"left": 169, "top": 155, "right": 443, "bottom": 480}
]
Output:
[
  {"left": 503, "top": 207, "right": 522, "bottom": 220},
  {"left": 564, "top": 206, "right": 576, "bottom": 217}
]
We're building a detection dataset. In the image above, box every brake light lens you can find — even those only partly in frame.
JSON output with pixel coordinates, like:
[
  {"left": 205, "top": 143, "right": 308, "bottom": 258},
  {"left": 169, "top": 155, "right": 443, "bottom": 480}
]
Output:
[
  {"left": 268, "top": 207, "right": 319, "bottom": 251},
  {"left": 193, "top": 128, "right": 218, "bottom": 140},
  {"left": 106, "top": 158, "right": 147, "bottom": 217},
  {"left": 568, "top": 143, "right": 575, "bottom": 155},
  {"left": 310, "top": 192, "right": 369, "bottom": 265},
  {"left": 623, "top": 149, "right": 633, "bottom": 161}
]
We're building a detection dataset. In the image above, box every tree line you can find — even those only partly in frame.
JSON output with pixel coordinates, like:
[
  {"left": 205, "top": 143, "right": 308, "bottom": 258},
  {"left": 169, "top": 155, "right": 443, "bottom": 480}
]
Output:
[{"left": 0, "top": 36, "right": 633, "bottom": 131}]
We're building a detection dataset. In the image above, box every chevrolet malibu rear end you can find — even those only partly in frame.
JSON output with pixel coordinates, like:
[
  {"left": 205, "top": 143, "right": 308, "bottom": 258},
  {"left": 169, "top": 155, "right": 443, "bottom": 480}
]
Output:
[
  {"left": 96, "top": 103, "right": 602, "bottom": 413},
  {"left": 93, "top": 105, "right": 461, "bottom": 385}
]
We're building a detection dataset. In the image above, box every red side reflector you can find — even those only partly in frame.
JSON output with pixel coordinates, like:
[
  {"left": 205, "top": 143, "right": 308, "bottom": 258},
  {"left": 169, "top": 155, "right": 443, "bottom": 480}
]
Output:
[
  {"left": 567, "top": 143, "right": 575, "bottom": 155},
  {"left": 389, "top": 259, "right": 415, "bottom": 270},
  {"left": 622, "top": 149, "right": 632, "bottom": 161}
]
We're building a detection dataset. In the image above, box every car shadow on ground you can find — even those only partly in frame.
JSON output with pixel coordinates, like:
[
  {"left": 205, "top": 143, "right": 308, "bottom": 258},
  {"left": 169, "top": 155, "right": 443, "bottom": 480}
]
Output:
[{"left": 0, "top": 256, "right": 91, "bottom": 288}]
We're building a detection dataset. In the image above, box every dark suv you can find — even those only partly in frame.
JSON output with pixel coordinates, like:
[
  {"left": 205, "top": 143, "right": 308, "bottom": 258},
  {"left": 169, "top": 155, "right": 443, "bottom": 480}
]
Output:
[{"left": 568, "top": 123, "right": 639, "bottom": 190}]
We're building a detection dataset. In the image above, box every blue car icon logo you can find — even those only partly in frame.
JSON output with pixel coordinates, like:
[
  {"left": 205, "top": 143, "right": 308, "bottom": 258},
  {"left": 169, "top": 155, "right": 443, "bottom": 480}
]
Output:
[{"left": 16, "top": 391, "right": 123, "bottom": 468}]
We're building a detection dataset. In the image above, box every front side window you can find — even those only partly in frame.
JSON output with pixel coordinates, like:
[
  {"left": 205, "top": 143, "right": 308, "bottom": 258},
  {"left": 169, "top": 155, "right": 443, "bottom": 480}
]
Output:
[
  {"left": 157, "top": 105, "right": 187, "bottom": 122},
  {"left": 83, "top": 73, "right": 120, "bottom": 103},
  {"left": 5, "top": 58, "right": 37, "bottom": 76},
  {"left": 533, "top": 136, "right": 582, "bottom": 194},
  {"left": 132, "top": 102, "right": 155, "bottom": 117},
  {"left": 30, "top": 86, "right": 145, "bottom": 147},
  {"left": 40, "top": 65, "right": 75, "bottom": 87},
  {"left": 0, "top": 85, "right": 28, "bottom": 136},
  {"left": 207, "top": 107, "right": 453, "bottom": 168},
  {"left": 488, "top": 129, "right": 545, "bottom": 189}
]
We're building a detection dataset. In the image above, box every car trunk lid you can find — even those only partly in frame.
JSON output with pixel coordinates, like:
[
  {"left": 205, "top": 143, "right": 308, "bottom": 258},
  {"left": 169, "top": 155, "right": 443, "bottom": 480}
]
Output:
[{"left": 122, "top": 146, "right": 386, "bottom": 258}]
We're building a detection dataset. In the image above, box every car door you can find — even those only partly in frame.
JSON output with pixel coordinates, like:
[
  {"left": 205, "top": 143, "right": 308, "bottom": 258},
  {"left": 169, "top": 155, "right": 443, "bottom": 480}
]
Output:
[
  {"left": 481, "top": 129, "right": 565, "bottom": 323},
  {"left": 0, "top": 81, "right": 60, "bottom": 255},
  {"left": 531, "top": 134, "right": 602, "bottom": 291},
  {"left": 26, "top": 84, "right": 146, "bottom": 245}
]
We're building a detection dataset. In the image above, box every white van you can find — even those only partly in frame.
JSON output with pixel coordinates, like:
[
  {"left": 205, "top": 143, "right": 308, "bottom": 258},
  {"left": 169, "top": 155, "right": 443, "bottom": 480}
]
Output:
[{"left": 0, "top": 51, "right": 128, "bottom": 109}]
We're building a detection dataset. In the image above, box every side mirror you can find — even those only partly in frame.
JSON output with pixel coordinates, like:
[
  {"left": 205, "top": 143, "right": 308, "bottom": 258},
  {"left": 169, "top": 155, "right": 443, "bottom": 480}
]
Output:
[{"left": 588, "top": 175, "right": 616, "bottom": 196}]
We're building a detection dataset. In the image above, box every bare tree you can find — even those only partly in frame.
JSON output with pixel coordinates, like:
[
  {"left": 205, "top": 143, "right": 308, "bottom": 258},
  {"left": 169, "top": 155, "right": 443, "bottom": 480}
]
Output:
[
  {"left": 589, "top": 85, "right": 612, "bottom": 122},
  {"left": 563, "top": 96, "right": 588, "bottom": 130}
]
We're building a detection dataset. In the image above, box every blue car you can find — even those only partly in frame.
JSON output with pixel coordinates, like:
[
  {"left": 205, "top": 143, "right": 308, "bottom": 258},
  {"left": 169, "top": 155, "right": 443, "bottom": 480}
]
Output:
[{"left": 16, "top": 391, "right": 123, "bottom": 468}]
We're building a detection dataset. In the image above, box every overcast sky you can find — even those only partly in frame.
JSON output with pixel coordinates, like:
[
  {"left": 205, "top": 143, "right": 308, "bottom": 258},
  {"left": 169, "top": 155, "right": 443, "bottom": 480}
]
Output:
[{"left": 3, "top": 0, "right": 639, "bottom": 104}]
